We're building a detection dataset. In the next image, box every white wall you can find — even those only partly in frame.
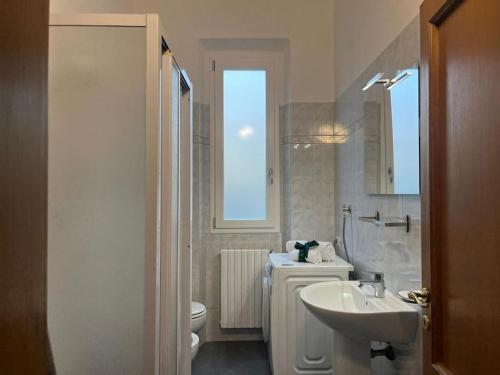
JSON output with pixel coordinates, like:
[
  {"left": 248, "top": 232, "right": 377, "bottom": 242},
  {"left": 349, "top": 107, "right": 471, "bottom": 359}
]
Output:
[
  {"left": 162, "top": 0, "right": 335, "bottom": 102},
  {"left": 334, "top": 0, "right": 421, "bottom": 98},
  {"left": 333, "top": 17, "right": 422, "bottom": 374},
  {"left": 51, "top": 0, "right": 422, "bottom": 102},
  {"left": 50, "top": 0, "right": 335, "bottom": 102}
]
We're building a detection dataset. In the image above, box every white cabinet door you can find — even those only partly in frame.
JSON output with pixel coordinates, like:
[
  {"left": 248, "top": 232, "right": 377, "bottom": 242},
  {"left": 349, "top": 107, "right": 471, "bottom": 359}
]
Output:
[{"left": 278, "top": 275, "right": 343, "bottom": 375}]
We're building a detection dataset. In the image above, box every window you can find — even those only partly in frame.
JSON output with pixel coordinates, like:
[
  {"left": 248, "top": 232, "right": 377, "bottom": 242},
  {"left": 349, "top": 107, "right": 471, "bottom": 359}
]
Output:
[{"left": 210, "top": 52, "right": 281, "bottom": 232}]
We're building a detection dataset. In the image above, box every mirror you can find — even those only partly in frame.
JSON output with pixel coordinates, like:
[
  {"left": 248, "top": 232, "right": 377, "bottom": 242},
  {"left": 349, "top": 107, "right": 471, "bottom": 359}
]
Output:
[{"left": 364, "top": 65, "right": 420, "bottom": 195}]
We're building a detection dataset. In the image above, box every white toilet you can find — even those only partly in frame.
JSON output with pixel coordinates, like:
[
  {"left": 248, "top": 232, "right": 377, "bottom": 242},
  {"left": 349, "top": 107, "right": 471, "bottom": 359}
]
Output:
[
  {"left": 191, "top": 333, "right": 199, "bottom": 360},
  {"left": 191, "top": 301, "right": 206, "bottom": 360},
  {"left": 191, "top": 301, "right": 207, "bottom": 333}
]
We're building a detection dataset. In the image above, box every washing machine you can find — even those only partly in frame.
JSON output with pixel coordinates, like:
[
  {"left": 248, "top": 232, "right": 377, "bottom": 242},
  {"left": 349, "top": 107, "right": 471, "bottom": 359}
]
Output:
[{"left": 263, "top": 252, "right": 353, "bottom": 375}]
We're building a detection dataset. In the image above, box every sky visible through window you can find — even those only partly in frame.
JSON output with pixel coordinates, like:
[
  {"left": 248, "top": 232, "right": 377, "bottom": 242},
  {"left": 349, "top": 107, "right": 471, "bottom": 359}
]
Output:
[
  {"left": 223, "top": 70, "right": 267, "bottom": 220},
  {"left": 390, "top": 68, "right": 419, "bottom": 194}
]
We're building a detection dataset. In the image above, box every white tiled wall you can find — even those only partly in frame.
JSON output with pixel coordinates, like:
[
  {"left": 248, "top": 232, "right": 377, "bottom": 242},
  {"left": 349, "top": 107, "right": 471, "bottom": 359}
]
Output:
[
  {"left": 191, "top": 20, "right": 423, "bottom": 374},
  {"left": 192, "top": 102, "right": 283, "bottom": 342},
  {"left": 281, "top": 102, "right": 336, "bottom": 245},
  {"left": 334, "top": 17, "right": 422, "bottom": 375},
  {"left": 192, "top": 101, "right": 337, "bottom": 342}
]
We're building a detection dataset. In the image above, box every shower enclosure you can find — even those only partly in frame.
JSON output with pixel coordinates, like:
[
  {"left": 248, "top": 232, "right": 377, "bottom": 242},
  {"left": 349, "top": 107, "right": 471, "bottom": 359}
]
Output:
[{"left": 48, "top": 14, "right": 192, "bottom": 375}]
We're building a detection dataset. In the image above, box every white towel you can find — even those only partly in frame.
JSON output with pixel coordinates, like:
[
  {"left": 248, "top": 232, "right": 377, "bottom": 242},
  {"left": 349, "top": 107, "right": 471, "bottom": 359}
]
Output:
[
  {"left": 286, "top": 240, "right": 336, "bottom": 262},
  {"left": 289, "top": 249, "right": 299, "bottom": 261},
  {"left": 319, "top": 242, "right": 336, "bottom": 262},
  {"left": 306, "top": 248, "right": 322, "bottom": 264},
  {"left": 288, "top": 248, "right": 322, "bottom": 264}
]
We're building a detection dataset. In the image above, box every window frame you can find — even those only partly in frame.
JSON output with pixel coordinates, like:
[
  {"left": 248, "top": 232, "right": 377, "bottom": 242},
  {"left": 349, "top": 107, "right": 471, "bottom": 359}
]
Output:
[{"left": 208, "top": 51, "right": 282, "bottom": 233}]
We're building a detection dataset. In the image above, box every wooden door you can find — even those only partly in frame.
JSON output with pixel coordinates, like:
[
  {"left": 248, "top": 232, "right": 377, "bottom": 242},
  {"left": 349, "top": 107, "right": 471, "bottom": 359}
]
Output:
[
  {"left": 420, "top": 0, "right": 500, "bottom": 374},
  {"left": 0, "top": 0, "right": 53, "bottom": 373}
]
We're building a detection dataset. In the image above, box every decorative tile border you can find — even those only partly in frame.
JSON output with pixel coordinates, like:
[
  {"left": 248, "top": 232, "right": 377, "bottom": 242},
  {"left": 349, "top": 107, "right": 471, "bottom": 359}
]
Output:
[{"left": 281, "top": 134, "right": 342, "bottom": 145}]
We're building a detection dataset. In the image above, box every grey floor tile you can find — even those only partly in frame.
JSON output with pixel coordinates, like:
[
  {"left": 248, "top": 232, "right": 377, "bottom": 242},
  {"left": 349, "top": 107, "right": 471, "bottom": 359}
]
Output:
[{"left": 192, "top": 341, "right": 271, "bottom": 375}]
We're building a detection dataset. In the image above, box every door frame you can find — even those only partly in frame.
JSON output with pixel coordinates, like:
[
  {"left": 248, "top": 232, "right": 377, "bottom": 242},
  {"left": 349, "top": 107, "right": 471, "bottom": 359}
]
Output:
[
  {"left": 49, "top": 14, "right": 192, "bottom": 375},
  {"left": 179, "top": 70, "right": 193, "bottom": 375},
  {"left": 159, "top": 49, "right": 193, "bottom": 375},
  {"left": 1, "top": 0, "right": 52, "bottom": 372},
  {"left": 419, "top": 1, "right": 464, "bottom": 374}
]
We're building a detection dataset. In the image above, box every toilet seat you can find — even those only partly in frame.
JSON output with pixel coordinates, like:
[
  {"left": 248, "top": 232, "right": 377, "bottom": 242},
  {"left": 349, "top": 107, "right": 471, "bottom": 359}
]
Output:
[
  {"left": 191, "top": 302, "right": 206, "bottom": 318},
  {"left": 191, "top": 301, "right": 207, "bottom": 334},
  {"left": 191, "top": 311, "right": 205, "bottom": 318}
]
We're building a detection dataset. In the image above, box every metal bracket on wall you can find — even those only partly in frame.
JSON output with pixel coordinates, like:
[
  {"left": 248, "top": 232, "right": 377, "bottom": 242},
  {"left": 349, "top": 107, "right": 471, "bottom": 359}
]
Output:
[{"left": 358, "top": 212, "right": 411, "bottom": 233}]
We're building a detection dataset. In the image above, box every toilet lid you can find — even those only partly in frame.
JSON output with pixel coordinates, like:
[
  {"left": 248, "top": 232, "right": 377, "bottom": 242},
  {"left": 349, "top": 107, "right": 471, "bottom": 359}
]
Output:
[{"left": 191, "top": 302, "right": 206, "bottom": 318}]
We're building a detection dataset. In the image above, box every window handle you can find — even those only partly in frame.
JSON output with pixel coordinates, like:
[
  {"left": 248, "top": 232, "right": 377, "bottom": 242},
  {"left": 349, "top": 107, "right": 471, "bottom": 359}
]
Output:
[{"left": 268, "top": 168, "right": 274, "bottom": 185}]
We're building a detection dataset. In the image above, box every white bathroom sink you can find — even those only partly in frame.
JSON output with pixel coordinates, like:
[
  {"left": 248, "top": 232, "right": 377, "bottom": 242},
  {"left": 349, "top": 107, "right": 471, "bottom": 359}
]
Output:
[{"left": 300, "top": 280, "right": 418, "bottom": 343}]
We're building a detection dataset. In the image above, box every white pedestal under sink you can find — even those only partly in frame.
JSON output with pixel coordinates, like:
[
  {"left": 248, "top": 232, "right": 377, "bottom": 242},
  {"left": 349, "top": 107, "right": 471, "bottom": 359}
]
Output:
[{"left": 300, "top": 280, "right": 418, "bottom": 375}]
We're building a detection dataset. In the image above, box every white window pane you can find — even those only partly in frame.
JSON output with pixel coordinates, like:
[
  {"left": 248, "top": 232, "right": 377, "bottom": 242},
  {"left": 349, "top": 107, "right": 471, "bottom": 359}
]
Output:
[
  {"left": 223, "top": 70, "right": 267, "bottom": 220},
  {"left": 390, "top": 68, "right": 419, "bottom": 194}
]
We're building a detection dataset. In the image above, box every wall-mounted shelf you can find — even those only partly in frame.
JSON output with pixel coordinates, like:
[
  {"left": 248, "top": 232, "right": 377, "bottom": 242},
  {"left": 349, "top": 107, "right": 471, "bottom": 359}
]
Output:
[{"left": 358, "top": 211, "right": 411, "bottom": 232}]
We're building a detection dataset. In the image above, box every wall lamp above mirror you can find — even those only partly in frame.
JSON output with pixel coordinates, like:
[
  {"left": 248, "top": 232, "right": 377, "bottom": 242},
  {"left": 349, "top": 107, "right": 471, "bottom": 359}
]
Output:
[
  {"left": 386, "top": 69, "right": 414, "bottom": 90},
  {"left": 362, "top": 69, "right": 416, "bottom": 92},
  {"left": 361, "top": 72, "right": 388, "bottom": 91}
]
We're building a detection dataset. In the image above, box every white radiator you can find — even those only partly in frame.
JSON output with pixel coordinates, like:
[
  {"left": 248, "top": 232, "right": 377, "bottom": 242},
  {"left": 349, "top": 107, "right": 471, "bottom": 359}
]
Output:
[{"left": 220, "top": 249, "right": 269, "bottom": 328}]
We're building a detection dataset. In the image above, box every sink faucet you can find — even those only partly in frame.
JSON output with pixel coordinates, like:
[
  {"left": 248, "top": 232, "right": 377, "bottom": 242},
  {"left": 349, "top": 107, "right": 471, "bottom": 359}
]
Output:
[{"left": 358, "top": 272, "right": 385, "bottom": 298}]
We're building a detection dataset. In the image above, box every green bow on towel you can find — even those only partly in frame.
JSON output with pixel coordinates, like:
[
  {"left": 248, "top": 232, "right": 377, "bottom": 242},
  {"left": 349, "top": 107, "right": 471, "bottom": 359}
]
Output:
[{"left": 295, "top": 240, "right": 319, "bottom": 262}]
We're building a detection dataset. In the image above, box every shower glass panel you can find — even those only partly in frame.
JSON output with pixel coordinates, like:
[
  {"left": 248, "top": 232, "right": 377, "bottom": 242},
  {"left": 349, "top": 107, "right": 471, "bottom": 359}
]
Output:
[
  {"left": 222, "top": 70, "right": 267, "bottom": 221},
  {"left": 48, "top": 26, "right": 146, "bottom": 375}
]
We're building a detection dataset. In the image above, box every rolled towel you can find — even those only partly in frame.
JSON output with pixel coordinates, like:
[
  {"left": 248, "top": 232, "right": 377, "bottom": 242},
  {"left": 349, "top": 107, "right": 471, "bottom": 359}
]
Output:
[
  {"left": 286, "top": 240, "right": 336, "bottom": 262},
  {"left": 288, "top": 248, "right": 322, "bottom": 264},
  {"left": 285, "top": 240, "right": 302, "bottom": 253},
  {"left": 306, "top": 248, "right": 322, "bottom": 264},
  {"left": 294, "top": 241, "right": 319, "bottom": 262},
  {"left": 319, "top": 242, "right": 336, "bottom": 262}
]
